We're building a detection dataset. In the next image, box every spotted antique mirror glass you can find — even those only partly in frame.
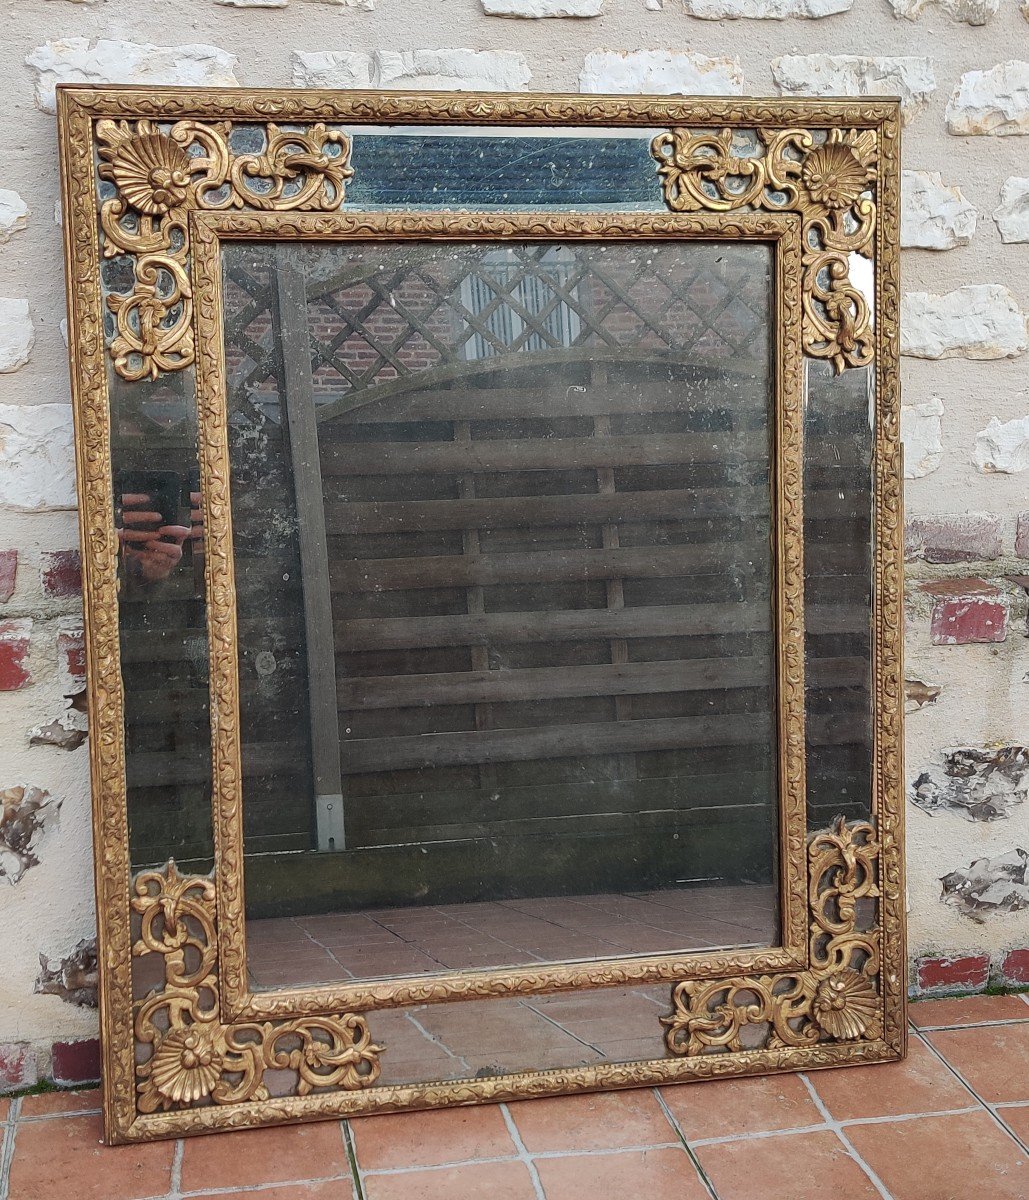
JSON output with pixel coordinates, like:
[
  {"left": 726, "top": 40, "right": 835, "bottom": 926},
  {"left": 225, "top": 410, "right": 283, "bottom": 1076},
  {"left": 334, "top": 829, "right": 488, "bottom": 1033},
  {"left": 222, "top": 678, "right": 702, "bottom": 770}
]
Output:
[
  {"left": 227, "top": 234, "right": 781, "bottom": 991},
  {"left": 58, "top": 91, "right": 904, "bottom": 1143}
]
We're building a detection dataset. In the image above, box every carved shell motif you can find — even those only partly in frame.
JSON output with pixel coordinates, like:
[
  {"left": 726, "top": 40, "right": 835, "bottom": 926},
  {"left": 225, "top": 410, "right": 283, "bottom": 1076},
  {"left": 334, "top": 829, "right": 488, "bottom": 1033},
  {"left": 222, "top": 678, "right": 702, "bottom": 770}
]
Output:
[
  {"left": 107, "top": 132, "right": 194, "bottom": 216},
  {"left": 149, "top": 1026, "right": 223, "bottom": 1104},
  {"left": 811, "top": 969, "right": 877, "bottom": 1041},
  {"left": 800, "top": 130, "right": 877, "bottom": 211}
]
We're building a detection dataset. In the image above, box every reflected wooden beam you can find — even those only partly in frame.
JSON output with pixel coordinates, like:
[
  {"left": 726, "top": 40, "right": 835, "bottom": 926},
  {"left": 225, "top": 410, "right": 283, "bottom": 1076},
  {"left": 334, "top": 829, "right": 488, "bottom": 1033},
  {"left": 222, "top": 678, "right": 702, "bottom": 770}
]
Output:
[{"left": 274, "top": 247, "right": 346, "bottom": 852}]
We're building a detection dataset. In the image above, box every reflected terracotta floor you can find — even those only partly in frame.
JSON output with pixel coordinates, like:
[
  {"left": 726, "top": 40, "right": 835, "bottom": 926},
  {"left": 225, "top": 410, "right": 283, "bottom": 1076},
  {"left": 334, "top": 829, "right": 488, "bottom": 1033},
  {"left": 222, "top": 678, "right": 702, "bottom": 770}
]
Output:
[
  {"left": 6, "top": 995, "right": 1029, "bottom": 1199},
  {"left": 246, "top": 884, "right": 777, "bottom": 991}
]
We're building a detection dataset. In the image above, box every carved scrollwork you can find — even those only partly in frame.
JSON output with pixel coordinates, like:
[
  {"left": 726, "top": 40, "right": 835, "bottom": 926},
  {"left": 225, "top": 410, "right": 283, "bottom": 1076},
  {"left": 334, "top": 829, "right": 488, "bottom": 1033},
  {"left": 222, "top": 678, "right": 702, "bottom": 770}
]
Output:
[
  {"left": 96, "top": 118, "right": 352, "bottom": 381},
  {"left": 651, "top": 127, "right": 877, "bottom": 374},
  {"left": 131, "top": 863, "right": 382, "bottom": 1113},
  {"left": 662, "top": 819, "right": 882, "bottom": 1055}
]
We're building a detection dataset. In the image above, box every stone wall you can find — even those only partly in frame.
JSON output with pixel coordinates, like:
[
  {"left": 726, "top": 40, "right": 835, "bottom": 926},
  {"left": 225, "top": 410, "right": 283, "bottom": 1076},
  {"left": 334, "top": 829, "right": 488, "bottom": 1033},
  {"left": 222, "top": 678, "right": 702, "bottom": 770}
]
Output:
[{"left": 1, "top": 0, "right": 1027, "bottom": 1087}]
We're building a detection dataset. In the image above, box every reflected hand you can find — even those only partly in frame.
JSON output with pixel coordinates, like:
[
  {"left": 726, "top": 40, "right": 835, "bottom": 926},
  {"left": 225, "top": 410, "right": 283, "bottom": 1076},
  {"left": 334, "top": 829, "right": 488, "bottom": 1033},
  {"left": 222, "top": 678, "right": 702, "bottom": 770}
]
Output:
[{"left": 119, "top": 492, "right": 190, "bottom": 584}]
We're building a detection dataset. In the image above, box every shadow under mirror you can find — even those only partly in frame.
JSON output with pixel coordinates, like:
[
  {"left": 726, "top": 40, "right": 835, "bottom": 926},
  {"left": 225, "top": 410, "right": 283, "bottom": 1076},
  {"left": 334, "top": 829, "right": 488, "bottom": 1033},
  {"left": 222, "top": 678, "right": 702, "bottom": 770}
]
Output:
[{"left": 219, "top": 235, "right": 782, "bottom": 990}]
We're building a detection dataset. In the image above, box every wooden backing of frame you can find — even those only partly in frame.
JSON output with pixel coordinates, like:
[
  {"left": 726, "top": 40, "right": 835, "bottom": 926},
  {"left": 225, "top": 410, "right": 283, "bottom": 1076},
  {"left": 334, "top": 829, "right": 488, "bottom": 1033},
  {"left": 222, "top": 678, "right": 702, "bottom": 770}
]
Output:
[{"left": 55, "top": 86, "right": 905, "bottom": 1145}]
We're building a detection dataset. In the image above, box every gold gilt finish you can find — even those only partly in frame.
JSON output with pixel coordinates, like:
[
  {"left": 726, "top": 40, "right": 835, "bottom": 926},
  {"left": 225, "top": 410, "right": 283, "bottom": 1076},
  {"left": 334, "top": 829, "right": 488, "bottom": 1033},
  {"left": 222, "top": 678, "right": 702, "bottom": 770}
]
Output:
[
  {"left": 54, "top": 87, "right": 905, "bottom": 1146},
  {"left": 132, "top": 863, "right": 382, "bottom": 1113},
  {"left": 187, "top": 207, "right": 810, "bottom": 1022},
  {"left": 96, "top": 118, "right": 351, "bottom": 380},
  {"left": 663, "top": 819, "right": 881, "bottom": 1055},
  {"left": 651, "top": 126, "right": 876, "bottom": 374}
]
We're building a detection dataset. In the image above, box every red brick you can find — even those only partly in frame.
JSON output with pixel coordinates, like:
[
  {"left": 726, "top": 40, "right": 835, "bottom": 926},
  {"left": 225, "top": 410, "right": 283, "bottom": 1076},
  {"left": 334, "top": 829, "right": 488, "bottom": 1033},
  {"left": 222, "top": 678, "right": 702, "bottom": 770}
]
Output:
[
  {"left": 57, "top": 627, "right": 85, "bottom": 689},
  {"left": 916, "top": 954, "right": 991, "bottom": 995},
  {"left": 906, "top": 513, "right": 1003, "bottom": 564},
  {"left": 40, "top": 550, "right": 81, "bottom": 599},
  {"left": 51, "top": 1039, "right": 101, "bottom": 1086},
  {"left": 999, "top": 949, "right": 1029, "bottom": 986},
  {"left": 0, "top": 618, "right": 31, "bottom": 690},
  {"left": 921, "top": 579, "right": 1008, "bottom": 645},
  {"left": 0, "top": 550, "right": 16, "bottom": 603},
  {"left": 0, "top": 1043, "right": 37, "bottom": 1093}
]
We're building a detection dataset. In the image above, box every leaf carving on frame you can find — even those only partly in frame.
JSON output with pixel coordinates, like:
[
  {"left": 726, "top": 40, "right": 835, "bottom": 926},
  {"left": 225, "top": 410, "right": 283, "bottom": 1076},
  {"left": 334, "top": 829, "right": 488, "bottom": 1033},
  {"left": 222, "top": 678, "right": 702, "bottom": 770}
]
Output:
[
  {"left": 95, "top": 118, "right": 352, "bottom": 381},
  {"left": 131, "top": 862, "right": 382, "bottom": 1113},
  {"left": 651, "top": 127, "right": 877, "bottom": 374},
  {"left": 662, "top": 819, "right": 882, "bottom": 1055}
]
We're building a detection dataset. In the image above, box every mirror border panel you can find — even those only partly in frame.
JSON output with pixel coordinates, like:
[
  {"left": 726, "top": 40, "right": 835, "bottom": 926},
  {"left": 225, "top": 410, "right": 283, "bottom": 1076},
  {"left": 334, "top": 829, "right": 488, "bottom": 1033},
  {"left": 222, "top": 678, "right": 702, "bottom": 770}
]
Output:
[{"left": 56, "top": 86, "right": 904, "bottom": 1145}]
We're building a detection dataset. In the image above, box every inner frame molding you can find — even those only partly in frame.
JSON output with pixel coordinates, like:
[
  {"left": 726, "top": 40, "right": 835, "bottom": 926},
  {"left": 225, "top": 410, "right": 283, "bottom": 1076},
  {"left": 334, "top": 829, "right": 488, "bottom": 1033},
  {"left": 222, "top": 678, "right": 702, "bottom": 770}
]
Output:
[
  {"left": 56, "top": 86, "right": 905, "bottom": 1145},
  {"left": 191, "top": 209, "right": 808, "bottom": 1021}
]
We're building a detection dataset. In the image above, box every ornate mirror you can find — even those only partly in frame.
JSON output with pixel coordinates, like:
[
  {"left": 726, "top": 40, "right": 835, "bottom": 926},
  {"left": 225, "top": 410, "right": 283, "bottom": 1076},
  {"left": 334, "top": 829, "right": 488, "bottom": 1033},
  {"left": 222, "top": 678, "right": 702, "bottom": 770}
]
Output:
[{"left": 57, "top": 87, "right": 904, "bottom": 1143}]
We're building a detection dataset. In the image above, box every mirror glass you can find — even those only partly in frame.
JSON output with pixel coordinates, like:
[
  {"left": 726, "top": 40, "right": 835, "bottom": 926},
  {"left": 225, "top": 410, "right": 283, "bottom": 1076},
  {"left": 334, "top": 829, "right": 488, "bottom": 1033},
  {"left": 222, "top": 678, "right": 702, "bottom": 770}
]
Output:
[{"left": 214, "top": 236, "right": 781, "bottom": 988}]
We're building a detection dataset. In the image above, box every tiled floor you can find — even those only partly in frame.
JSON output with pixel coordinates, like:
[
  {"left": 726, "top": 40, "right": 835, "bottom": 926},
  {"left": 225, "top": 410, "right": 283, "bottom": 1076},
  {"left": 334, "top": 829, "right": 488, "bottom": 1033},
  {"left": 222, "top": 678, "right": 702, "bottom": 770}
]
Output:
[
  {"left": 3, "top": 993, "right": 1029, "bottom": 1200},
  {"left": 246, "top": 885, "right": 776, "bottom": 990}
]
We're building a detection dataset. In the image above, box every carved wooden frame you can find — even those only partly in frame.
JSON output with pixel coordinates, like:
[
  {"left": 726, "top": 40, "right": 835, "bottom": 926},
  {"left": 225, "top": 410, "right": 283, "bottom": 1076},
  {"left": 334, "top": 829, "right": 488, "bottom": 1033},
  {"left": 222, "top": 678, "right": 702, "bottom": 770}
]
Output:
[{"left": 56, "top": 86, "right": 904, "bottom": 1145}]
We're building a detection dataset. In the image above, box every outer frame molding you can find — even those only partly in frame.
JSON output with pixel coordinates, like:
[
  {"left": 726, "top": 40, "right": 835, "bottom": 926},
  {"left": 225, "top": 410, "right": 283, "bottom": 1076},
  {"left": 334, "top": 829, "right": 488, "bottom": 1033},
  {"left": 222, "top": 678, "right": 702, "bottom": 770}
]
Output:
[{"left": 55, "top": 87, "right": 905, "bottom": 1145}]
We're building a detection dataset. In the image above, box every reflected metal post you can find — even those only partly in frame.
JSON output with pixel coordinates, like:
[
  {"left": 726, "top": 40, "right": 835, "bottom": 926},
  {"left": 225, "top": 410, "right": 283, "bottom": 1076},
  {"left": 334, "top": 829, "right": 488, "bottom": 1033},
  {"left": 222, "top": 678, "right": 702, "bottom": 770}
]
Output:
[{"left": 273, "top": 246, "right": 347, "bottom": 851}]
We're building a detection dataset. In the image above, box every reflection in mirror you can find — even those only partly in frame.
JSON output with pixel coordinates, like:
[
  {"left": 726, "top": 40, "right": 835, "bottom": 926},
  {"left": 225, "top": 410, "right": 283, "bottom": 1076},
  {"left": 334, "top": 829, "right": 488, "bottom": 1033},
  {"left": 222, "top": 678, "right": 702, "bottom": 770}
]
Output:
[
  {"left": 218, "top": 236, "right": 783, "bottom": 989},
  {"left": 108, "top": 371, "right": 215, "bottom": 872},
  {"left": 803, "top": 361, "right": 874, "bottom": 832}
]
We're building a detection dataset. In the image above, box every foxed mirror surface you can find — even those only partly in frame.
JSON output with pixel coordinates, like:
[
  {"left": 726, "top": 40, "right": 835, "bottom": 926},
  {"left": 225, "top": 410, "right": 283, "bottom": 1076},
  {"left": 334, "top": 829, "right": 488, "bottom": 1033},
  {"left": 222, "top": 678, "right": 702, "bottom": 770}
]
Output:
[{"left": 218, "top": 235, "right": 783, "bottom": 991}]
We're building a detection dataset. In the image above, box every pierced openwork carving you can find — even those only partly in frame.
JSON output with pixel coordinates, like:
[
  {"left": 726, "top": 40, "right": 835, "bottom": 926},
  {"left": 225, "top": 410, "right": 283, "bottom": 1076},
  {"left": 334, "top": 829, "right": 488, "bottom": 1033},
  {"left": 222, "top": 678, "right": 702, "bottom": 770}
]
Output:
[
  {"left": 132, "top": 863, "right": 382, "bottom": 1112},
  {"left": 651, "top": 127, "right": 876, "bottom": 374},
  {"left": 662, "top": 819, "right": 881, "bottom": 1055},
  {"left": 58, "top": 88, "right": 904, "bottom": 1144},
  {"left": 96, "top": 119, "right": 352, "bottom": 381}
]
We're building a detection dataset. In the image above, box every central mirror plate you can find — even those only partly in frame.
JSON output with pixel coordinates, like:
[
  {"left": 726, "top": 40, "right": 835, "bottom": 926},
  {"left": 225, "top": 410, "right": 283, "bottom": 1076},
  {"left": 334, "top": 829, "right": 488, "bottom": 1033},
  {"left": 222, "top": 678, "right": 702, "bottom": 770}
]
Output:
[{"left": 219, "top": 235, "right": 781, "bottom": 991}]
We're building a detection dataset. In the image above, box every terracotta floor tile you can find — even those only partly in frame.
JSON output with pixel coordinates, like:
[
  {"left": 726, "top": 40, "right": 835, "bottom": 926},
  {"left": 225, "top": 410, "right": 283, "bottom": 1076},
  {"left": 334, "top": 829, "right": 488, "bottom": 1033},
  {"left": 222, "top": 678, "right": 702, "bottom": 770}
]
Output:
[
  {"left": 6, "top": 1113, "right": 175, "bottom": 1200},
  {"left": 19, "top": 1088, "right": 102, "bottom": 1118},
  {"left": 362, "top": 1161, "right": 537, "bottom": 1200},
  {"left": 506, "top": 1088, "right": 676, "bottom": 1152},
  {"left": 697, "top": 1129, "right": 882, "bottom": 1200},
  {"left": 996, "top": 1103, "right": 1029, "bottom": 1145},
  {"left": 189, "top": 1184, "right": 352, "bottom": 1199},
  {"left": 926, "top": 1023, "right": 1029, "bottom": 1103},
  {"left": 910, "top": 994, "right": 1029, "bottom": 1029},
  {"left": 847, "top": 1111, "right": 1029, "bottom": 1200},
  {"left": 0, "top": 1098, "right": 10, "bottom": 1122},
  {"left": 179, "top": 1120, "right": 349, "bottom": 1193},
  {"left": 534, "top": 1146, "right": 711, "bottom": 1200},
  {"left": 350, "top": 1104, "right": 516, "bottom": 1170},
  {"left": 808, "top": 1037, "right": 973, "bottom": 1120},
  {"left": 660, "top": 1073, "right": 824, "bottom": 1140}
]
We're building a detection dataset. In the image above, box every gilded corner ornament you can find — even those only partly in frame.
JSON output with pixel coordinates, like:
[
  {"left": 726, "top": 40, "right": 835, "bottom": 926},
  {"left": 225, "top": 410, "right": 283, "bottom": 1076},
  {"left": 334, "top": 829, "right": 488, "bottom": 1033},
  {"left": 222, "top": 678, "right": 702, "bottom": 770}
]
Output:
[
  {"left": 131, "top": 863, "right": 382, "bottom": 1113},
  {"left": 96, "top": 118, "right": 352, "bottom": 381},
  {"left": 651, "top": 126, "right": 877, "bottom": 374},
  {"left": 662, "top": 819, "right": 882, "bottom": 1056}
]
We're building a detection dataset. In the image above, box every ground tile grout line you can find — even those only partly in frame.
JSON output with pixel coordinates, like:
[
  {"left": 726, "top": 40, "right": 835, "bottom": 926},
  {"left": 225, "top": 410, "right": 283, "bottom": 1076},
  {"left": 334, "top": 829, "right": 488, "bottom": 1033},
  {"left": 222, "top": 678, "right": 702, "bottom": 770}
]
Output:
[
  {"left": 343, "top": 1117, "right": 368, "bottom": 1200},
  {"left": 165, "top": 1138, "right": 185, "bottom": 1200},
  {"left": 799, "top": 1075, "right": 896, "bottom": 1200},
  {"left": 499, "top": 1103, "right": 547, "bottom": 1200},
  {"left": 652, "top": 1086, "right": 720, "bottom": 1200},
  {"left": 357, "top": 1140, "right": 693, "bottom": 1177},
  {"left": 0, "top": 1098, "right": 22, "bottom": 1200},
  {"left": 916, "top": 1028, "right": 1029, "bottom": 1157},
  {"left": 913, "top": 1018, "right": 1029, "bottom": 1032},
  {"left": 178, "top": 1172, "right": 355, "bottom": 1198},
  {"left": 686, "top": 1102, "right": 985, "bottom": 1149},
  {"left": 18, "top": 1106, "right": 102, "bottom": 1122}
]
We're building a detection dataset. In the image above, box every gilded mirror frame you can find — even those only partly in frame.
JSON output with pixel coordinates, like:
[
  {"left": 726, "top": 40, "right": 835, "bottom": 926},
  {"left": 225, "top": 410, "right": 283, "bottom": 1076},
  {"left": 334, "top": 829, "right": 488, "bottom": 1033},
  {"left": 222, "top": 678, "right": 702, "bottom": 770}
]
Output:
[{"left": 57, "top": 86, "right": 904, "bottom": 1145}]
